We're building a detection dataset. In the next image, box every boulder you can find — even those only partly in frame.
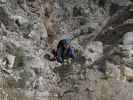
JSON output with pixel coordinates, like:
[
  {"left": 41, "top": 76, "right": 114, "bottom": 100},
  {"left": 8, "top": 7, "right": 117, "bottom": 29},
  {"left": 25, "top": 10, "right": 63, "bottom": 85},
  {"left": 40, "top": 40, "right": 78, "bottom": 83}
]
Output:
[
  {"left": 123, "top": 32, "right": 133, "bottom": 50},
  {"left": 83, "top": 41, "right": 103, "bottom": 63},
  {"left": 12, "top": 15, "right": 29, "bottom": 25},
  {"left": 7, "top": 54, "right": 16, "bottom": 68},
  {"left": 125, "top": 67, "right": 133, "bottom": 81},
  {"left": 0, "top": 0, "right": 7, "bottom": 3},
  {"left": 105, "top": 61, "right": 121, "bottom": 80},
  {"left": 29, "top": 22, "right": 47, "bottom": 41},
  {"left": 0, "top": 54, "right": 15, "bottom": 69},
  {"left": 123, "top": 32, "right": 133, "bottom": 67},
  {"left": 111, "top": 0, "right": 132, "bottom": 6}
]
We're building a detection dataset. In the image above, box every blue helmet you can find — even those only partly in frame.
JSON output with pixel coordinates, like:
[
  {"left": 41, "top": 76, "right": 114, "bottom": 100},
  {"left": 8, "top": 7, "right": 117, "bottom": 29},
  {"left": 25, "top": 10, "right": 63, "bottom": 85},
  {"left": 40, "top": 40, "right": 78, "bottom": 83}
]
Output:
[{"left": 64, "top": 38, "right": 71, "bottom": 45}]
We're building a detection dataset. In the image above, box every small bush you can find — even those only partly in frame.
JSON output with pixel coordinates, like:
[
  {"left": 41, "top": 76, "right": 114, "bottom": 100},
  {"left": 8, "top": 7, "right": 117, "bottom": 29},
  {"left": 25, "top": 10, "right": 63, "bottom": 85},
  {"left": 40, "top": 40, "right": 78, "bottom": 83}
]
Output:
[{"left": 14, "top": 48, "right": 24, "bottom": 68}]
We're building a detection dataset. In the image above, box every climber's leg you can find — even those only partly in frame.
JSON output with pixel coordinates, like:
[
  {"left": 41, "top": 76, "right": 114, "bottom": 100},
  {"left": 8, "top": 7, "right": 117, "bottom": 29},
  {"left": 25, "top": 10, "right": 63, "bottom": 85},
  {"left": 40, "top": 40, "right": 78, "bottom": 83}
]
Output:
[
  {"left": 57, "top": 47, "right": 64, "bottom": 64},
  {"left": 67, "top": 47, "right": 76, "bottom": 63}
]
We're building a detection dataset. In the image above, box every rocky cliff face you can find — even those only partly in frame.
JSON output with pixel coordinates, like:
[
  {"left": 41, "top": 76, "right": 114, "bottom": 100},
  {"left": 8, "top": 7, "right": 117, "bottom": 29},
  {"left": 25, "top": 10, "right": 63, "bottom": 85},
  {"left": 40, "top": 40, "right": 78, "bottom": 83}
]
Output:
[{"left": 0, "top": 0, "right": 133, "bottom": 100}]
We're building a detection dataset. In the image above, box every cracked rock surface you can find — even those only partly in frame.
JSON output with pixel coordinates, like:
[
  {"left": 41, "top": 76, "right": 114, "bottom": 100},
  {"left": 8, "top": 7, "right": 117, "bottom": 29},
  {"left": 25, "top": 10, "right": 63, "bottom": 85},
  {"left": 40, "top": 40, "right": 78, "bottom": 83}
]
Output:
[{"left": 0, "top": 0, "right": 133, "bottom": 100}]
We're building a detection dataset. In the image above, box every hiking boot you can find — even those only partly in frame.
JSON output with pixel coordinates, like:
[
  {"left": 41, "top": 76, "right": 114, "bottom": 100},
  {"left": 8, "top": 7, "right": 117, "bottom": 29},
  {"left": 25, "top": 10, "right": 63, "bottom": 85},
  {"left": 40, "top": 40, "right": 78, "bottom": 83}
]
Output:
[
  {"left": 68, "top": 58, "right": 72, "bottom": 64},
  {"left": 55, "top": 62, "right": 62, "bottom": 67}
]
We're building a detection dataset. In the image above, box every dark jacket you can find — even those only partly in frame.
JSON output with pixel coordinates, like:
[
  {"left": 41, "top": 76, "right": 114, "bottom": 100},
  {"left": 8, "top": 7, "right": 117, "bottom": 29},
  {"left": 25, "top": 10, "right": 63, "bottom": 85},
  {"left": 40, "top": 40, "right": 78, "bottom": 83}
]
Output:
[
  {"left": 57, "top": 39, "right": 75, "bottom": 63},
  {"left": 57, "top": 39, "right": 66, "bottom": 63}
]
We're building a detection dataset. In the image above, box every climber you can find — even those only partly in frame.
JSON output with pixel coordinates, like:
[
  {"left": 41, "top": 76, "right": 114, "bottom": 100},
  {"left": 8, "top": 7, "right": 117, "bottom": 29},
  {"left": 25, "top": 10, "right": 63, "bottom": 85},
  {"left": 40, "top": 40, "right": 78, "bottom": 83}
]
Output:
[{"left": 51, "top": 38, "right": 76, "bottom": 64}]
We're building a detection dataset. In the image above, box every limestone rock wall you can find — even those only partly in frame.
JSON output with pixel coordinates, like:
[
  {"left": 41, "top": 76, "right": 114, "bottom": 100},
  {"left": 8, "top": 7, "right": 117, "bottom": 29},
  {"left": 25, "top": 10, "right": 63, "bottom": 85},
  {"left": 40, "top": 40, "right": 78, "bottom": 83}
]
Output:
[{"left": 0, "top": 0, "right": 133, "bottom": 100}]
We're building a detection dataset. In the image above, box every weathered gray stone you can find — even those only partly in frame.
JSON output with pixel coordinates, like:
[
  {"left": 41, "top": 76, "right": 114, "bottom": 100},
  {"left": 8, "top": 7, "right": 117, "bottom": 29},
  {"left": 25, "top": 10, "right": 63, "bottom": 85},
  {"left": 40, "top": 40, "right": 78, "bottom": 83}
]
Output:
[
  {"left": 105, "top": 61, "right": 121, "bottom": 80},
  {"left": 0, "top": 0, "right": 7, "bottom": 3},
  {"left": 123, "top": 32, "right": 133, "bottom": 67},
  {"left": 83, "top": 41, "right": 103, "bottom": 62},
  {"left": 125, "top": 67, "right": 133, "bottom": 81},
  {"left": 0, "top": 0, "right": 133, "bottom": 100},
  {"left": 111, "top": 0, "right": 132, "bottom": 6},
  {"left": 6, "top": 54, "right": 15, "bottom": 68}
]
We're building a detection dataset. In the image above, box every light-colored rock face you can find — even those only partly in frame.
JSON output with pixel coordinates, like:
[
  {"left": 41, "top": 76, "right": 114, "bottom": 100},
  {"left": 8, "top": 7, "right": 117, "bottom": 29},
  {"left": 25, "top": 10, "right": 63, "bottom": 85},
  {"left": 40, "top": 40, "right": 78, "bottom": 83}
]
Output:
[
  {"left": 84, "top": 41, "right": 103, "bottom": 62},
  {"left": 0, "top": 0, "right": 133, "bottom": 100},
  {"left": 111, "top": 0, "right": 132, "bottom": 6},
  {"left": 124, "top": 32, "right": 133, "bottom": 48},
  {"left": 0, "top": 0, "right": 51, "bottom": 100},
  {"left": 125, "top": 67, "right": 133, "bottom": 81},
  {"left": 123, "top": 32, "right": 133, "bottom": 66}
]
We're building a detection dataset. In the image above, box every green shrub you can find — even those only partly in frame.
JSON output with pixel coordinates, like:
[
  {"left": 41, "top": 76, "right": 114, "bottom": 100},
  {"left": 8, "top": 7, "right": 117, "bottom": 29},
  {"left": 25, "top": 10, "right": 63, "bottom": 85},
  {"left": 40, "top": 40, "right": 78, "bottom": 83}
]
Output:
[{"left": 14, "top": 48, "right": 24, "bottom": 68}]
